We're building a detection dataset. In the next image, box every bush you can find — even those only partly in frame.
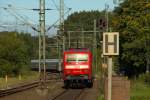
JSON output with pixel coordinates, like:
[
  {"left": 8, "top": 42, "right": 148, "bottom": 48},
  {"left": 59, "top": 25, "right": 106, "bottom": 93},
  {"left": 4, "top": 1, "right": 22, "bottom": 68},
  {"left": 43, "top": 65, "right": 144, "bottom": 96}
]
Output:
[
  {"left": 139, "top": 73, "right": 150, "bottom": 85},
  {"left": 0, "top": 32, "right": 31, "bottom": 77}
]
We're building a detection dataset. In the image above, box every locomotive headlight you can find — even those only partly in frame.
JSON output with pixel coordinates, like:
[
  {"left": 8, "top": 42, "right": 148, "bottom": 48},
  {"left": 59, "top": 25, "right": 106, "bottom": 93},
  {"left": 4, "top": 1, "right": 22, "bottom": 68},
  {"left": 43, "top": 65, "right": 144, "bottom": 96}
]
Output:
[
  {"left": 79, "top": 65, "right": 89, "bottom": 69},
  {"left": 65, "top": 65, "right": 89, "bottom": 69},
  {"left": 65, "top": 65, "right": 75, "bottom": 69}
]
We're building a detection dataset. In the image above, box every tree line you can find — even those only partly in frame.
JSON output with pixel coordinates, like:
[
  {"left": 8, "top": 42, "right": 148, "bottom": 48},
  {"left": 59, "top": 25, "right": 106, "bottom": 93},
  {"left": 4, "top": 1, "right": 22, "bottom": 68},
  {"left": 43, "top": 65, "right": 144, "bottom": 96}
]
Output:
[
  {"left": 0, "top": 31, "right": 61, "bottom": 77},
  {"left": 0, "top": 32, "right": 38, "bottom": 77}
]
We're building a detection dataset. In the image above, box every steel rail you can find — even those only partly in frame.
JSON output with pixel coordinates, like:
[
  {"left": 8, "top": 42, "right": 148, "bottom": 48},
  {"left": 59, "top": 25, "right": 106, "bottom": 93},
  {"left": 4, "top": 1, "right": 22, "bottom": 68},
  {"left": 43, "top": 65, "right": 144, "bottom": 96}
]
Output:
[
  {"left": 51, "top": 88, "right": 85, "bottom": 100},
  {"left": 0, "top": 75, "right": 61, "bottom": 97},
  {"left": 0, "top": 81, "right": 39, "bottom": 97}
]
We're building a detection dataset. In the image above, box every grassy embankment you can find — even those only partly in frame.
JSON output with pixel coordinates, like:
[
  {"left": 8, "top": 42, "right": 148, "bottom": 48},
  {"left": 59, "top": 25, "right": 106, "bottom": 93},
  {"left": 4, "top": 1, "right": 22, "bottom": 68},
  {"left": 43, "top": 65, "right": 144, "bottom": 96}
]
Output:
[
  {"left": 0, "top": 71, "right": 39, "bottom": 89},
  {"left": 98, "top": 79, "right": 150, "bottom": 100},
  {"left": 131, "top": 80, "right": 150, "bottom": 100}
]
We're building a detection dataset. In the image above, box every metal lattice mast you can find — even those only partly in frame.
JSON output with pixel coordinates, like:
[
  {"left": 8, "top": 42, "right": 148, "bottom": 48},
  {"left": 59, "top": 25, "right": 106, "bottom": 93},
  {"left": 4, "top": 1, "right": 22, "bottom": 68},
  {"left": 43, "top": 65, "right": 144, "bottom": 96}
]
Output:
[
  {"left": 60, "top": 0, "right": 64, "bottom": 31},
  {"left": 94, "top": 20, "right": 97, "bottom": 74},
  {"left": 58, "top": 0, "right": 64, "bottom": 72},
  {"left": 39, "top": 0, "right": 46, "bottom": 84}
]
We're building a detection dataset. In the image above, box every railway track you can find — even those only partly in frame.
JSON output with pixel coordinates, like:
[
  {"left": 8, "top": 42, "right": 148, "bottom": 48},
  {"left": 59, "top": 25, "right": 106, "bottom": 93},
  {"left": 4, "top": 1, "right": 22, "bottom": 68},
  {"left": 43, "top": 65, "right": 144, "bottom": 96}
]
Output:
[
  {"left": 0, "top": 81, "right": 39, "bottom": 97},
  {"left": 0, "top": 73, "right": 61, "bottom": 98},
  {"left": 50, "top": 79, "right": 98, "bottom": 100},
  {"left": 51, "top": 88, "right": 85, "bottom": 100}
]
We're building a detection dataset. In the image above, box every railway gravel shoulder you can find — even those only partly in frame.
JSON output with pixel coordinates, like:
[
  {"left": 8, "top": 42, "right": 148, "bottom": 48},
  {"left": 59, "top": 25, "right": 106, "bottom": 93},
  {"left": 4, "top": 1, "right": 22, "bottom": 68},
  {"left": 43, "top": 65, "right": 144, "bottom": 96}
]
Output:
[
  {"left": 51, "top": 89, "right": 84, "bottom": 100},
  {"left": 50, "top": 79, "right": 99, "bottom": 100},
  {"left": 0, "top": 73, "right": 62, "bottom": 98},
  {"left": 0, "top": 79, "right": 63, "bottom": 100}
]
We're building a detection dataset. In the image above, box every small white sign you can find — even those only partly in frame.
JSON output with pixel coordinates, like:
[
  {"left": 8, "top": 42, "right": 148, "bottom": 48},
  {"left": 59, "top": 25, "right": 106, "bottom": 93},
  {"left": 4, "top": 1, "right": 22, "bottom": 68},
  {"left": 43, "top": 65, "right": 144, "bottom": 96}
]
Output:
[{"left": 103, "top": 32, "right": 119, "bottom": 56}]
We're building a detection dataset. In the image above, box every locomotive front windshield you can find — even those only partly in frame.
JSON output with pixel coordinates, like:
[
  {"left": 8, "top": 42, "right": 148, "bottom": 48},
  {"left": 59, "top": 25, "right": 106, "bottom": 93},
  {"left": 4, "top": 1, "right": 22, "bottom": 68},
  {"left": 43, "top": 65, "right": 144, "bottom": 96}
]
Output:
[{"left": 66, "top": 54, "right": 88, "bottom": 62}]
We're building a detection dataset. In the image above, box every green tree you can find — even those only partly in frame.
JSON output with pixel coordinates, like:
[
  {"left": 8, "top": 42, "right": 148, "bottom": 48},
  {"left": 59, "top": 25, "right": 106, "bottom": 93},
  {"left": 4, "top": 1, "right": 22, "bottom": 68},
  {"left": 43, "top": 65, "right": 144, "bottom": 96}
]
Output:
[
  {"left": 18, "top": 33, "right": 39, "bottom": 59},
  {"left": 64, "top": 10, "right": 106, "bottom": 31},
  {"left": 0, "top": 32, "right": 30, "bottom": 77},
  {"left": 112, "top": 0, "right": 150, "bottom": 77}
]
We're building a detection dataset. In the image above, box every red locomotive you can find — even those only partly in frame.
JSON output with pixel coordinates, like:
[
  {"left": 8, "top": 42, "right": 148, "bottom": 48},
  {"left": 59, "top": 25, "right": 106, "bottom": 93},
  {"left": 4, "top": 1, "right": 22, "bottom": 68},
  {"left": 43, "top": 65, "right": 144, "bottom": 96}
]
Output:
[{"left": 63, "top": 48, "right": 93, "bottom": 88}]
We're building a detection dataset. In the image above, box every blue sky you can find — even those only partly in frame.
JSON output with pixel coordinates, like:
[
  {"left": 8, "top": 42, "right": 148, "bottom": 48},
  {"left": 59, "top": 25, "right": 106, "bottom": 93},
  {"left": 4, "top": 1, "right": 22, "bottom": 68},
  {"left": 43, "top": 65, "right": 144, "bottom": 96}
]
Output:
[{"left": 0, "top": 0, "right": 115, "bottom": 34}]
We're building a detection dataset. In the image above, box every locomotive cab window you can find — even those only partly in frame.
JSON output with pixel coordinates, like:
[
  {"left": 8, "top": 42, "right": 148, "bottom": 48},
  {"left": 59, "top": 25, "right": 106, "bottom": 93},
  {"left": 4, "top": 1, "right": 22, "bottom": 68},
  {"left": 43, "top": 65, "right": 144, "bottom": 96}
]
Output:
[{"left": 66, "top": 54, "right": 88, "bottom": 62}]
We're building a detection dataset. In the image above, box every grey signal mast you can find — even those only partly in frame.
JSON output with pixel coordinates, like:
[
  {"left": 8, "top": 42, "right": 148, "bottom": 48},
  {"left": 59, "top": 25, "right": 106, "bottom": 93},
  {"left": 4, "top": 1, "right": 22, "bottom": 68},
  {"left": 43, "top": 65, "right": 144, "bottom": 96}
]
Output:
[
  {"left": 38, "top": 0, "right": 65, "bottom": 84},
  {"left": 39, "top": 0, "right": 46, "bottom": 85},
  {"left": 60, "top": 0, "right": 64, "bottom": 31}
]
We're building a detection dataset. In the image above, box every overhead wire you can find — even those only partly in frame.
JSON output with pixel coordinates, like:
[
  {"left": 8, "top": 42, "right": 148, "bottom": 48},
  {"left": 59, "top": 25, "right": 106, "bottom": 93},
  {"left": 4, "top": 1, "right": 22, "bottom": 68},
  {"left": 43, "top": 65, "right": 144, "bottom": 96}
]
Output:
[
  {"left": 47, "top": 0, "right": 72, "bottom": 31},
  {"left": 46, "top": 7, "right": 72, "bottom": 32},
  {"left": 3, "top": 5, "right": 39, "bottom": 32},
  {"left": 1, "top": 1, "right": 71, "bottom": 33},
  {"left": 51, "top": 0, "right": 59, "bottom": 11}
]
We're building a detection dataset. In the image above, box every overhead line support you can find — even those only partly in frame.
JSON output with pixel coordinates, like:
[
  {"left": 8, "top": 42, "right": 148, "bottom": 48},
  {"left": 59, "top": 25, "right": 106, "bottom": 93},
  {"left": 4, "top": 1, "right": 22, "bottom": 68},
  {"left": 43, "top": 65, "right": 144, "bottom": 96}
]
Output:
[{"left": 39, "top": 0, "right": 46, "bottom": 86}]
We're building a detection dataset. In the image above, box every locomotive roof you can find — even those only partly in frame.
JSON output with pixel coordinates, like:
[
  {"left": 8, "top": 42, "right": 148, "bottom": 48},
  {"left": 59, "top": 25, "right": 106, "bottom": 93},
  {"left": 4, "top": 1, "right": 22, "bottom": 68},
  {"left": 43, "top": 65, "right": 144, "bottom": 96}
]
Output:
[{"left": 64, "top": 48, "right": 91, "bottom": 53}]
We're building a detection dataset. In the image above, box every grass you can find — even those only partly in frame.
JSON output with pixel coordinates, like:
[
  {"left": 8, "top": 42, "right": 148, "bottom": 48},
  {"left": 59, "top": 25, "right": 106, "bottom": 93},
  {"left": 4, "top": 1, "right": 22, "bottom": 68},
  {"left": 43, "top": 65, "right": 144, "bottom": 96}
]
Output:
[
  {"left": 0, "top": 71, "right": 39, "bottom": 89},
  {"left": 131, "top": 80, "right": 150, "bottom": 100},
  {"left": 98, "top": 95, "right": 104, "bottom": 100},
  {"left": 97, "top": 78, "right": 150, "bottom": 100}
]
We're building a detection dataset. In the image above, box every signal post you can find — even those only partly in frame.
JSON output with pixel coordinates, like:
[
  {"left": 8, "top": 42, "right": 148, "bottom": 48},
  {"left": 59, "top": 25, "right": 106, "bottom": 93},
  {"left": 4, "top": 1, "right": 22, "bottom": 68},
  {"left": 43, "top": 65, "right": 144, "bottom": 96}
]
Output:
[{"left": 103, "top": 32, "right": 119, "bottom": 100}]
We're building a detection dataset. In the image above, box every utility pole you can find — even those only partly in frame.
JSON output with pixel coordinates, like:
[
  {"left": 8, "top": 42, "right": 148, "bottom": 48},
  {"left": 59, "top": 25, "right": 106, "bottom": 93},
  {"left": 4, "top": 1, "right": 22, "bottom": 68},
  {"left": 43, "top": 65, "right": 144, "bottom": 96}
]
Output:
[
  {"left": 58, "top": 41, "right": 61, "bottom": 72},
  {"left": 57, "top": 0, "right": 64, "bottom": 72},
  {"left": 63, "top": 36, "right": 65, "bottom": 52},
  {"left": 60, "top": 0, "right": 64, "bottom": 31},
  {"left": 105, "top": 4, "right": 112, "bottom": 100},
  {"left": 94, "top": 19, "right": 97, "bottom": 74},
  {"left": 103, "top": 32, "right": 119, "bottom": 100},
  {"left": 39, "top": 0, "right": 46, "bottom": 86},
  {"left": 82, "top": 27, "right": 84, "bottom": 47},
  {"left": 108, "top": 56, "right": 112, "bottom": 100},
  {"left": 105, "top": 4, "right": 109, "bottom": 32},
  {"left": 68, "top": 31, "right": 71, "bottom": 48}
]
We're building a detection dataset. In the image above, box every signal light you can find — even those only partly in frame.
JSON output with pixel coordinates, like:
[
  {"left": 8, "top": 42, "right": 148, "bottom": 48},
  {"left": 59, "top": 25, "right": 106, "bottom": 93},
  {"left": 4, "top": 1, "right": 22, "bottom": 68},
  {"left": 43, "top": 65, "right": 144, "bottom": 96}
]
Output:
[
  {"left": 99, "top": 19, "right": 103, "bottom": 25},
  {"left": 97, "top": 18, "right": 107, "bottom": 30}
]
